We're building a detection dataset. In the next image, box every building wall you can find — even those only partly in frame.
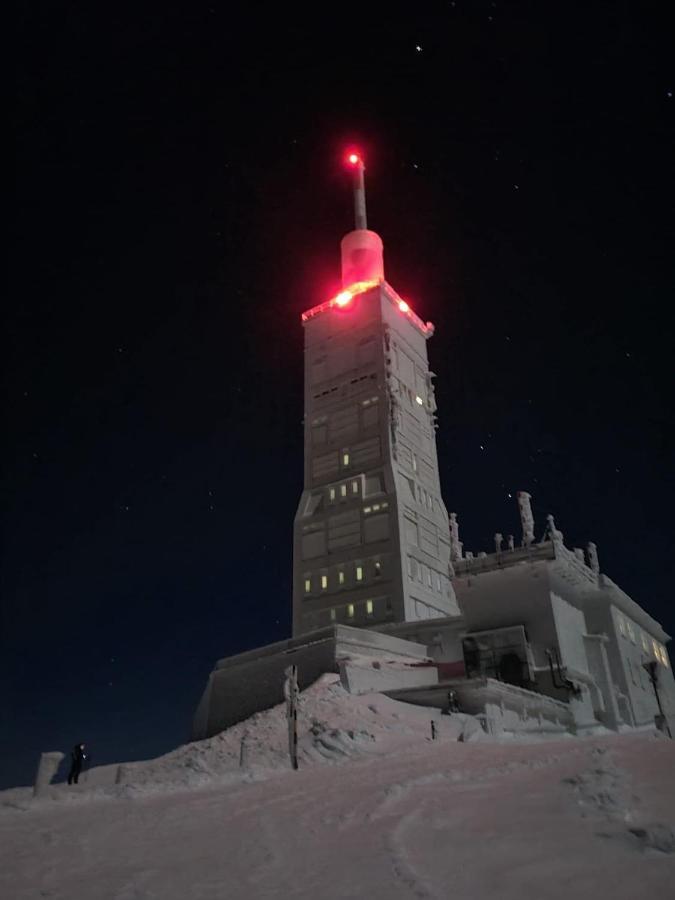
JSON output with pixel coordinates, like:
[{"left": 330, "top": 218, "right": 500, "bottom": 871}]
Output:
[{"left": 292, "top": 285, "right": 458, "bottom": 636}]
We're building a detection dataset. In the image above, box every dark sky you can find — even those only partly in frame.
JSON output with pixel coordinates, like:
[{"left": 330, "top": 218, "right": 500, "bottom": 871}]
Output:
[{"left": 5, "top": 3, "right": 673, "bottom": 788}]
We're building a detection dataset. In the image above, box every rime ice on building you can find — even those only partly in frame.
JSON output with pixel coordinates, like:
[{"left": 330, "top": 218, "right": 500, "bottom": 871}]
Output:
[
  {"left": 193, "top": 152, "right": 674, "bottom": 742},
  {"left": 292, "top": 152, "right": 459, "bottom": 636}
]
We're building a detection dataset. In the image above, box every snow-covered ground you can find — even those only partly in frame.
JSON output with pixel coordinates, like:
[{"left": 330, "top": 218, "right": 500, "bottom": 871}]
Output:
[{"left": 2, "top": 675, "right": 674, "bottom": 899}]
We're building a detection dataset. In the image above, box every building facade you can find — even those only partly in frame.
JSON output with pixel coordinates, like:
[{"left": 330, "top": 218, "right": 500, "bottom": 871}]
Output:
[{"left": 292, "top": 183, "right": 459, "bottom": 636}]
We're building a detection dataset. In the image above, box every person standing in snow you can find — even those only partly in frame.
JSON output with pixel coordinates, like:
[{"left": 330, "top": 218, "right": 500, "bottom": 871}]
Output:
[{"left": 67, "top": 743, "right": 87, "bottom": 785}]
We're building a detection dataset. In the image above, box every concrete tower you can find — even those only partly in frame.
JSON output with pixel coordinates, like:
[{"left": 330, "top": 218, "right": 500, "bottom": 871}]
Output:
[{"left": 292, "top": 152, "right": 460, "bottom": 636}]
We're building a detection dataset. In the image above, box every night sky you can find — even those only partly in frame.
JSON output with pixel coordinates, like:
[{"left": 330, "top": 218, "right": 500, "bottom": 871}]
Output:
[{"left": 5, "top": 4, "right": 674, "bottom": 788}]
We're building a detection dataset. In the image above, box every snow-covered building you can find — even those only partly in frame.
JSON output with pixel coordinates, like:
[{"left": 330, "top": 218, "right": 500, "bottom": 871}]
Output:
[
  {"left": 193, "top": 155, "right": 674, "bottom": 741},
  {"left": 292, "top": 151, "right": 459, "bottom": 637}
]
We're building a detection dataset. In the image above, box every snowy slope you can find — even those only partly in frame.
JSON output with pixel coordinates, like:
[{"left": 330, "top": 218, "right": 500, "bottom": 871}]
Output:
[{"left": 1, "top": 675, "right": 674, "bottom": 899}]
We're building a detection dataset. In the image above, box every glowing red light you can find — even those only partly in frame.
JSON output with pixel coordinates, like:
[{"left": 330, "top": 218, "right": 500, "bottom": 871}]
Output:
[
  {"left": 346, "top": 150, "right": 363, "bottom": 168},
  {"left": 348, "top": 153, "right": 359, "bottom": 165},
  {"left": 334, "top": 290, "right": 353, "bottom": 307},
  {"left": 398, "top": 300, "right": 410, "bottom": 313}
]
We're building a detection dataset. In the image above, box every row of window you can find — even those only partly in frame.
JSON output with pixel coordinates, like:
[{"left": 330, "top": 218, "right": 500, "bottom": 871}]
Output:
[
  {"left": 617, "top": 612, "right": 670, "bottom": 667},
  {"left": 329, "top": 480, "right": 360, "bottom": 501},
  {"left": 303, "top": 557, "right": 384, "bottom": 595},
  {"left": 406, "top": 556, "right": 450, "bottom": 597}
]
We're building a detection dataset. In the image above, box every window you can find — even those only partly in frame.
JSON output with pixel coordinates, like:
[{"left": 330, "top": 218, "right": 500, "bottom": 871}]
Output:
[
  {"left": 366, "top": 599, "right": 374, "bottom": 615},
  {"left": 617, "top": 615, "right": 626, "bottom": 637},
  {"left": 329, "top": 487, "right": 336, "bottom": 501},
  {"left": 641, "top": 633, "right": 649, "bottom": 652},
  {"left": 626, "top": 621, "right": 635, "bottom": 643},
  {"left": 338, "top": 570, "right": 345, "bottom": 585},
  {"left": 352, "top": 480, "right": 359, "bottom": 495},
  {"left": 330, "top": 608, "right": 336, "bottom": 622},
  {"left": 412, "top": 453, "right": 418, "bottom": 473},
  {"left": 340, "top": 484, "right": 347, "bottom": 498},
  {"left": 342, "top": 450, "right": 350, "bottom": 467},
  {"left": 356, "top": 565, "right": 363, "bottom": 582},
  {"left": 415, "top": 395, "right": 424, "bottom": 406},
  {"left": 347, "top": 603, "right": 355, "bottom": 619},
  {"left": 374, "top": 561, "right": 381, "bottom": 577},
  {"left": 304, "top": 578, "right": 311, "bottom": 593},
  {"left": 321, "top": 575, "right": 328, "bottom": 590}
]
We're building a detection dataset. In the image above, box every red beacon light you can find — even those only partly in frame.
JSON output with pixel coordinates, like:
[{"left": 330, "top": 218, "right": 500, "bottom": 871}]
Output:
[
  {"left": 346, "top": 150, "right": 363, "bottom": 167},
  {"left": 398, "top": 299, "right": 410, "bottom": 313},
  {"left": 334, "top": 290, "right": 353, "bottom": 307}
]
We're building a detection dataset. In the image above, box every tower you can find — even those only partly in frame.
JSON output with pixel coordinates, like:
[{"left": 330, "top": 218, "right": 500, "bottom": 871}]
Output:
[{"left": 292, "top": 151, "right": 460, "bottom": 636}]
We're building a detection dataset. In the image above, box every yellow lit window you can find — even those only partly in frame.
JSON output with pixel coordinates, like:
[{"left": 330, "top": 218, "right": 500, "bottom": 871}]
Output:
[
  {"left": 366, "top": 599, "right": 374, "bottom": 615},
  {"left": 342, "top": 451, "right": 350, "bottom": 466},
  {"left": 364, "top": 506, "right": 372, "bottom": 514},
  {"left": 340, "top": 484, "right": 347, "bottom": 497},
  {"left": 356, "top": 566, "right": 363, "bottom": 582},
  {"left": 352, "top": 480, "right": 359, "bottom": 494},
  {"left": 338, "top": 571, "right": 345, "bottom": 585},
  {"left": 415, "top": 395, "right": 424, "bottom": 406},
  {"left": 304, "top": 578, "right": 311, "bottom": 593},
  {"left": 321, "top": 575, "right": 328, "bottom": 590},
  {"left": 347, "top": 603, "right": 355, "bottom": 618}
]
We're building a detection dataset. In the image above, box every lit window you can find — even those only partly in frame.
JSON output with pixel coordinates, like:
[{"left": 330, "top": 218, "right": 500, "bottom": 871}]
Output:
[
  {"left": 304, "top": 578, "right": 311, "bottom": 593},
  {"left": 330, "top": 608, "right": 336, "bottom": 622},
  {"left": 363, "top": 506, "right": 372, "bottom": 514},
  {"left": 381, "top": 501, "right": 389, "bottom": 509},
  {"left": 661, "top": 645, "right": 670, "bottom": 668},
  {"left": 652, "top": 639, "right": 659, "bottom": 657},
  {"left": 415, "top": 395, "right": 424, "bottom": 406},
  {"left": 356, "top": 566, "right": 363, "bottom": 582},
  {"left": 340, "top": 484, "right": 347, "bottom": 498},
  {"left": 321, "top": 575, "right": 328, "bottom": 590},
  {"left": 329, "top": 487, "right": 336, "bottom": 501},
  {"left": 338, "top": 570, "right": 345, "bottom": 585},
  {"left": 374, "top": 561, "right": 381, "bottom": 576},
  {"left": 366, "top": 599, "right": 374, "bottom": 615},
  {"left": 352, "top": 480, "right": 359, "bottom": 494},
  {"left": 342, "top": 451, "right": 350, "bottom": 466},
  {"left": 372, "top": 503, "right": 380, "bottom": 511},
  {"left": 347, "top": 603, "right": 355, "bottom": 618}
]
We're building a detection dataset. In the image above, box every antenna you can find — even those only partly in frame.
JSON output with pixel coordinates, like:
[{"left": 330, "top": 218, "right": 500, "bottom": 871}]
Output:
[{"left": 346, "top": 151, "right": 367, "bottom": 230}]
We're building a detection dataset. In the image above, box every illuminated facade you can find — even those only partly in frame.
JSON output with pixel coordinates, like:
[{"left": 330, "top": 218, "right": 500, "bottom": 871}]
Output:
[{"left": 292, "top": 155, "right": 459, "bottom": 636}]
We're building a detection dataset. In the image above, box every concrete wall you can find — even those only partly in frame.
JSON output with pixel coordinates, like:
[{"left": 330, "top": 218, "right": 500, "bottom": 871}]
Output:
[
  {"left": 339, "top": 661, "right": 439, "bottom": 695},
  {"left": 193, "top": 625, "right": 431, "bottom": 740}
]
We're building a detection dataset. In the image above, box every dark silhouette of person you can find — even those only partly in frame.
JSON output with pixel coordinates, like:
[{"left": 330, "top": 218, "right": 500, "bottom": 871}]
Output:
[{"left": 67, "top": 743, "right": 87, "bottom": 785}]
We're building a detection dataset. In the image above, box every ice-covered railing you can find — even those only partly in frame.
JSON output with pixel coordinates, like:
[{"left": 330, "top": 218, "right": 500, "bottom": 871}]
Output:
[{"left": 453, "top": 542, "right": 555, "bottom": 576}]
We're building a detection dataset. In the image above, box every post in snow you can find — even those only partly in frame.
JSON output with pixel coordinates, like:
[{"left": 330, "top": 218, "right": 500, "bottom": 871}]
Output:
[{"left": 284, "top": 664, "right": 300, "bottom": 770}]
